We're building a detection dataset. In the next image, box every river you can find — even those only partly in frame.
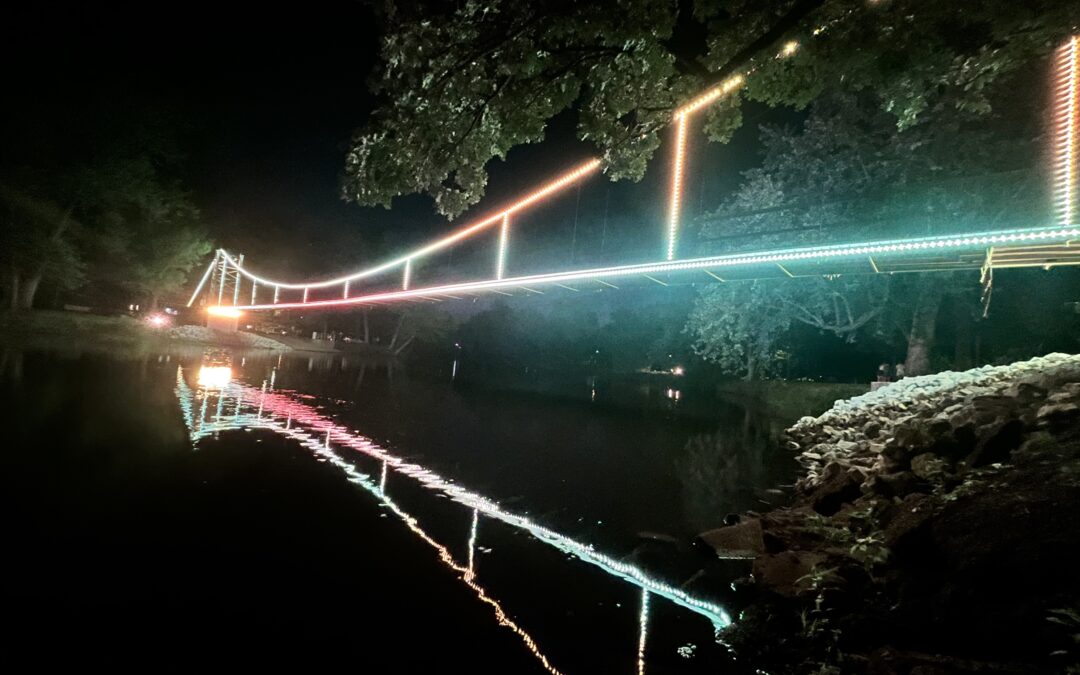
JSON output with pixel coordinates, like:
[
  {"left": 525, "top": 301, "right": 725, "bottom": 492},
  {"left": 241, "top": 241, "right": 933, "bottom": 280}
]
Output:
[{"left": 0, "top": 346, "right": 800, "bottom": 672}]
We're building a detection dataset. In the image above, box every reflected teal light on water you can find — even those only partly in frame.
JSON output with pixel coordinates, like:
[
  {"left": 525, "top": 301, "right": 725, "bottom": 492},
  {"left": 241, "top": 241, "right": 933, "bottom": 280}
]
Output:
[{"left": 174, "top": 368, "right": 733, "bottom": 635}]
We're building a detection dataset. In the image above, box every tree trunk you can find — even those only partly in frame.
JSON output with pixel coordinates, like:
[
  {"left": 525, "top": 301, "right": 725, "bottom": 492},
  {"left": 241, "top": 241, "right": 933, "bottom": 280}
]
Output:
[
  {"left": 904, "top": 285, "right": 943, "bottom": 376},
  {"left": 743, "top": 348, "right": 757, "bottom": 381},
  {"left": 389, "top": 314, "right": 404, "bottom": 349},
  {"left": 394, "top": 335, "right": 415, "bottom": 355},
  {"left": 18, "top": 272, "right": 42, "bottom": 310},
  {"left": 9, "top": 269, "right": 19, "bottom": 311},
  {"left": 953, "top": 300, "right": 972, "bottom": 370}
]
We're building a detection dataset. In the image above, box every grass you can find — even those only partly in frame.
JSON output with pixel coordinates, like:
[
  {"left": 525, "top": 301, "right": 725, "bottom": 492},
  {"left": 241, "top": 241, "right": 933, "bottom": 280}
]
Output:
[
  {"left": 0, "top": 309, "right": 154, "bottom": 343},
  {"left": 715, "top": 380, "right": 870, "bottom": 421}
]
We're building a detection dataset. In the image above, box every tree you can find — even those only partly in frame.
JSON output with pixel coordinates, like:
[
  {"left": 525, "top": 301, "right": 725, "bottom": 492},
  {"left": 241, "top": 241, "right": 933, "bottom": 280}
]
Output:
[
  {"left": 1, "top": 109, "right": 211, "bottom": 311},
  {"left": 344, "top": 0, "right": 1078, "bottom": 217},
  {"left": 688, "top": 85, "right": 1045, "bottom": 376},
  {"left": 126, "top": 226, "right": 213, "bottom": 311},
  {"left": 687, "top": 281, "right": 791, "bottom": 380}
]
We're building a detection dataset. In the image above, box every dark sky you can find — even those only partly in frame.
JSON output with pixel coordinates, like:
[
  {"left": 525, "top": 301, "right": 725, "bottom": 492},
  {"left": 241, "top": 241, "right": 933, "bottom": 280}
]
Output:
[{"left": 6, "top": 1, "right": 788, "bottom": 281}]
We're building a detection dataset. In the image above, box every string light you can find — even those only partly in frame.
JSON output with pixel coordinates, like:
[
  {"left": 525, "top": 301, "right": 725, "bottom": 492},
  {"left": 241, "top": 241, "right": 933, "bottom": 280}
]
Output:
[
  {"left": 637, "top": 589, "right": 650, "bottom": 675},
  {"left": 216, "top": 159, "right": 601, "bottom": 291},
  {"left": 1054, "top": 36, "right": 1080, "bottom": 226},
  {"left": 186, "top": 253, "right": 219, "bottom": 307},
  {"left": 496, "top": 214, "right": 510, "bottom": 279},
  {"left": 667, "top": 115, "right": 688, "bottom": 260},
  {"left": 674, "top": 76, "right": 745, "bottom": 118},
  {"left": 229, "top": 226, "right": 1080, "bottom": 311}
]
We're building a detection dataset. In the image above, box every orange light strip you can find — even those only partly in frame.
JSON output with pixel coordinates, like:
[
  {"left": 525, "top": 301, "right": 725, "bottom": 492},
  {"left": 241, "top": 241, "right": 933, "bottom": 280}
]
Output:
[
  {"left": 666, "top": 114, "right": 688, "bottom": 260},
  {"left": 1054, "top": 36, "right": 1080, "bottom": 226},
  {"left": 219, "top": 158, "right": 601, "bottom": 291},
  {"left": 674, "top": 75, "right": 745, "bottom": 118}
]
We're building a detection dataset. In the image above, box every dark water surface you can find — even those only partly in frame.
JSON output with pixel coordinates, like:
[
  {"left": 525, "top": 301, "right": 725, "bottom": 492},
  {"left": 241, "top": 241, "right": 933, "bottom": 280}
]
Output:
[{"left": 0, "top": 347, "right": 797, "bottom": 672}]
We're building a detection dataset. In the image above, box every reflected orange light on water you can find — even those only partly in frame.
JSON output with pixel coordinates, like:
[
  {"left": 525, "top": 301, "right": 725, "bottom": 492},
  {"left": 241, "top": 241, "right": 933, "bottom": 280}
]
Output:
[{"left": 197, "top": 366, "right": 233, "bottom": 389}]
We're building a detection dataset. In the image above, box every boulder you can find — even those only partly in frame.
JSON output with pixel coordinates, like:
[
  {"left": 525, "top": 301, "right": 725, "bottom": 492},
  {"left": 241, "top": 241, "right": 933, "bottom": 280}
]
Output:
[
  {"left": 698, "top": 518, "right": 765, "bottom": 559},
  {"left": 751, "top": 550, "right": 828, "bottom": 597},
  {"left": 910, "top": 453, "right": 948, "bottom": 481},
  {"left": 806, "top": 462, "right": 864, "bottom": 515}
]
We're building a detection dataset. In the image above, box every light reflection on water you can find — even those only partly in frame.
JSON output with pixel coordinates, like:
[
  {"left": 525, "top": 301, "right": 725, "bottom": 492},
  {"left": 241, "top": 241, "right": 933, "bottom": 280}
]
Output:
[{"left": 175, "top": 364, "right": 731, "bottom": 673}]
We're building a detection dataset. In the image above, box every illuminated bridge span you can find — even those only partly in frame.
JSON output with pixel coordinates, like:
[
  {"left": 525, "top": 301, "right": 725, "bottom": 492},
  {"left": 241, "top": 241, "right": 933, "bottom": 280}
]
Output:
[
  {"left": 175, "top": 365, "right": 730, "bottom": 674},
  {"left": 188, "top": 37, "right": 1080, "bottom": 313}
]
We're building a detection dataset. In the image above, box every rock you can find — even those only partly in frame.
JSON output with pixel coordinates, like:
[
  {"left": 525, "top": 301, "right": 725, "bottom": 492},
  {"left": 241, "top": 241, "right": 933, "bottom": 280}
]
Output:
[
  {"left": 964, "top": 419, "right": 1026, "bottom": 468},
  {"left": 1036, "top": 402, "right": 1080, "bottom": 431},
  {"left": 883, "top": 493, "right": 938, "bottom": 550},
  {"left": 863, "top": 421, "right": 882, "bottom": 438},
  {"left": 751, "top": 550, "right": 828, "bottom": 597},
  {"left": 910, "top": 453, "right": 948, "bottom": 481},
  {"left": 865, "top": 471, "right": 922, "bottom": 499},
  {"left": 806, "top": 462, "right": 863, "bottom": 516},
  {"left": 698, "top": 518, "right": 765, "bottom": 558}
]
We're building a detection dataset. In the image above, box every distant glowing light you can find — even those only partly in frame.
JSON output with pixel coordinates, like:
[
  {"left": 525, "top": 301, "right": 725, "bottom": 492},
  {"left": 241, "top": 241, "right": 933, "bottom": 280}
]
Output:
[
  {"left": 197, "top": 366, "right": 233, "bottom": 389},
  {"left": 671, "top": 366, "right": 684, "bottom": 376},
  {"left": 666, "top": 115, "right": 688, "bottom": 261},
  {"left": 780, "top": 40, "right": 799, "bottom": 57},
  {"left": 1054, "top": 36, "right": 1080, "bottom": 226},
  {"left": 207, "top": 306, "right": 242, "bottom": 318},
  {"left": 146, "top": 314, "right": 169, "bottom": 328}
]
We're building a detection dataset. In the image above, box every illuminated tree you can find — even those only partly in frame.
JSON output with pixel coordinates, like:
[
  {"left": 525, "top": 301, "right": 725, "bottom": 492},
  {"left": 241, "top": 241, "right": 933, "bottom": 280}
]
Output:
[
  {"left": 689, "top": 88, "right": 1044, "bottom": 376},
  {"left": 344, "top": 0, "right": 1078, "bottom": 217}
]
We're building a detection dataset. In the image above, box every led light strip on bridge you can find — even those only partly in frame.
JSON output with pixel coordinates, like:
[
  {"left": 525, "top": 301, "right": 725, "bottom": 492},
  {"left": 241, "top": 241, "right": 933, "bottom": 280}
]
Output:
[
  {"left": 225, "top": 225, "right": 1079, "bottom": 311},
  {"left": 175, "top": 369, "right": 732, "bottom": 634}
]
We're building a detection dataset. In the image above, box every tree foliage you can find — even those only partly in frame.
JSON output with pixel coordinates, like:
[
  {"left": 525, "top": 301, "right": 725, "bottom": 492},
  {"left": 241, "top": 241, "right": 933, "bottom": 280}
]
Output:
[
  {"left": 345, "top": 0, "right": 1078, "bottom": 217},
  {"left": 1, "top": 113, "right": 212, "bottom": 310}
]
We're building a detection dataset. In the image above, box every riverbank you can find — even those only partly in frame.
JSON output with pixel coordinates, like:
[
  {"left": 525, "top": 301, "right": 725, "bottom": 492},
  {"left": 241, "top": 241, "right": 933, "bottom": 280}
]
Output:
[
  {"left": 702, "top": 353, "right": 1080, "bottom": 673},
  {"left": 0, "top": 310, "right": 291, "bottom": 351}
]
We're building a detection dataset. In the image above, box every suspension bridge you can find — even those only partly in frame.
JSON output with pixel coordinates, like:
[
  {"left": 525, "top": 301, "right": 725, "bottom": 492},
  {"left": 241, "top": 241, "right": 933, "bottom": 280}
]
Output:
[{"left": 187, "top": 36, "right": 1080, "bottom": 315}]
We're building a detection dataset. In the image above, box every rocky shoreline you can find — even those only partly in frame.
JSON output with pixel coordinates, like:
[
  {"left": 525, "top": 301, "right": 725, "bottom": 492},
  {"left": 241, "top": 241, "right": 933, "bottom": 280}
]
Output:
[{"left": 703, "top": 353, "right": 1080, "bottom": 674}]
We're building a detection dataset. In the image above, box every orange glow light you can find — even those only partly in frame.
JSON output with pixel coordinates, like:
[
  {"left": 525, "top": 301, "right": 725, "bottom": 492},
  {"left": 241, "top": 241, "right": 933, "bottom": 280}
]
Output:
[
  {"left": 197, "top": 366, "right": 233, "bottom": 389},
  {"left": 206, "top": 306, "right": 242, "bottom": 318}
]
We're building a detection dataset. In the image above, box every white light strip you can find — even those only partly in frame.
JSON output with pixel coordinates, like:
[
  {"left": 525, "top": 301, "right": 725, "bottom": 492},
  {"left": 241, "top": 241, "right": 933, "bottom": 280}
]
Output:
[
  {"left": 186, "top": 253, "right": 219, "bottom": 307},
  {"left": 403, "top": 259, "right": 412, "bottom": 290},
  {"left": 229, "top": 226, "right": 1079, "bottom": 311}
]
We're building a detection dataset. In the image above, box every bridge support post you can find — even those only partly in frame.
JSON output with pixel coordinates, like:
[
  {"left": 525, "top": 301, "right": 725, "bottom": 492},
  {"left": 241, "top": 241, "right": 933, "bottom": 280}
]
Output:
[
  {"left": 666, "top": 114, "right": 687, "bottom": 261},
  {"left": 216, "top": 253, "right": 228, "bottom": 304},
  {"left": 496, "top": 214, "right": 510, "bottom": 280}
]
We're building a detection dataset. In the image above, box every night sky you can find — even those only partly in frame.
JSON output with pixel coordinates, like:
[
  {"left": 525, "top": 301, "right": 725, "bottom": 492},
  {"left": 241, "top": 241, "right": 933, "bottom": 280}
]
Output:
[{"left": 6, "top": 1, "right": 787, "bottom": 281}]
